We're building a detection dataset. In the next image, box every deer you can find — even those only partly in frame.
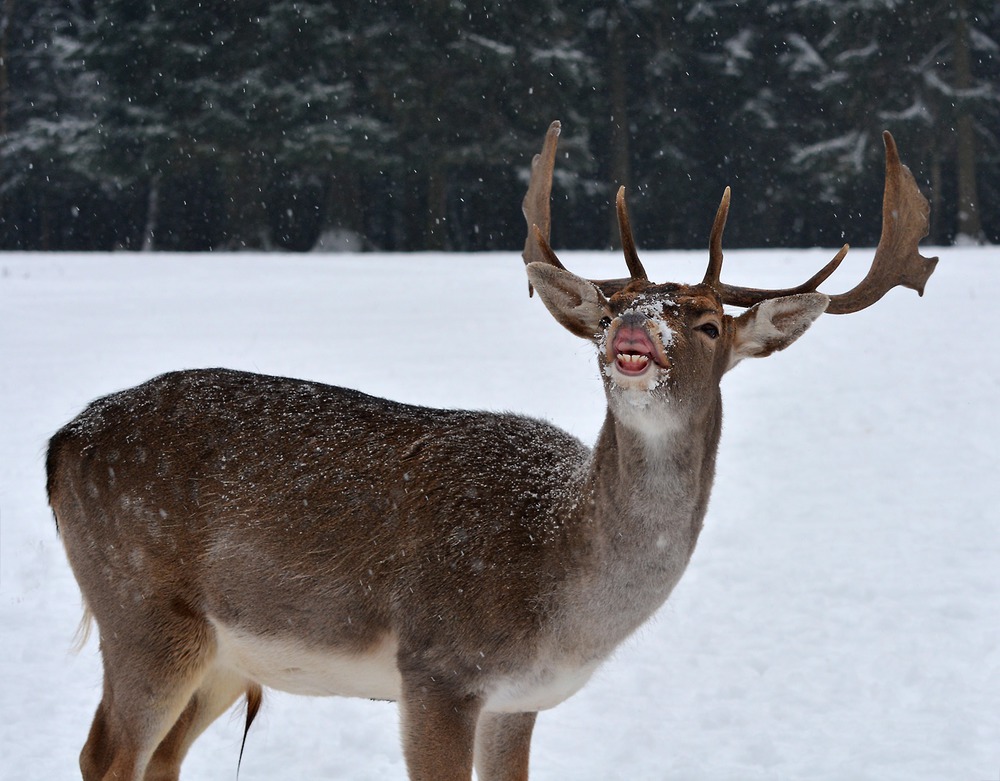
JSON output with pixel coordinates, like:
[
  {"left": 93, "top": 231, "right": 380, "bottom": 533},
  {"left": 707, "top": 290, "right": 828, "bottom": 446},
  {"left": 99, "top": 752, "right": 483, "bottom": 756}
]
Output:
[{"left": 47, "top": 121, "right": 937, "bottom": 781}]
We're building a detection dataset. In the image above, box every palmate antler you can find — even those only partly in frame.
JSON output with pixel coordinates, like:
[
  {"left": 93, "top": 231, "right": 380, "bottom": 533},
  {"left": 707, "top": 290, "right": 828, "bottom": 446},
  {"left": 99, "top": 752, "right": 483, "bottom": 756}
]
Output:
[{"left": 522, "top": 122, "right": 939, "bottom": 313}]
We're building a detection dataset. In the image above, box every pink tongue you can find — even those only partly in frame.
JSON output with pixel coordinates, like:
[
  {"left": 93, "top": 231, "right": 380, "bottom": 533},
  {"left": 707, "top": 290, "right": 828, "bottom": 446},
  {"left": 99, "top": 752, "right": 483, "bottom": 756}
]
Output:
[{"left": 613, "top": 327, "right": 656, "bottom": 357}]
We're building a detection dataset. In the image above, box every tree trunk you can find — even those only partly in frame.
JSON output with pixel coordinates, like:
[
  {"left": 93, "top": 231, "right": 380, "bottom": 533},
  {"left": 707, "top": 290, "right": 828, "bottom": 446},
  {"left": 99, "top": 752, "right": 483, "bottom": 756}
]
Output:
[
  {"left": 607, "top": 13, "right": 631, "bottom": 250},
  {"left": 0, "top": 0, "right": 8, "bottom": 251},
  {"left": 223, "top": 152, "right": 272, "bottom": 250},
  {"left": 0, "top": 0, "right": 11, "bottom": 138},
  {"left": 952, "top": 0, "right": 984, "bottom": 244},
  {"left": 141, "top": 174, "right": 160, "bottom": 251},
  {"left": 425, "top": 161, "right": 449, "bottom": 251},
  {"left": 929, "top": 148, "right": 943, "bottom": 246},
  {"left": 321, "top": 168, "right": 364, "bottom": 250}
]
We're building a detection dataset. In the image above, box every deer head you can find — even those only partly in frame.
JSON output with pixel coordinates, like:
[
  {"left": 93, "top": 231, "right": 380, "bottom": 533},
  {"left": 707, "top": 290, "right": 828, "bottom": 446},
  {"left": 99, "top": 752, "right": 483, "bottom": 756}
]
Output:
[{"left": 522, "top": 121, "right": 938, "bottom": 431}]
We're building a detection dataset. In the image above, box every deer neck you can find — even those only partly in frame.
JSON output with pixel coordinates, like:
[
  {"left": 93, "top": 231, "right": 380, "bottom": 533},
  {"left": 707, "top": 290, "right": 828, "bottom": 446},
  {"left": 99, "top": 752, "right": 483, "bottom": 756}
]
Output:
[
  {"left": 559, "top": 392, "right": 722, "bottom": 655},
  {"left": 596, "top": 391, "right": 720, "bottom": 550}
]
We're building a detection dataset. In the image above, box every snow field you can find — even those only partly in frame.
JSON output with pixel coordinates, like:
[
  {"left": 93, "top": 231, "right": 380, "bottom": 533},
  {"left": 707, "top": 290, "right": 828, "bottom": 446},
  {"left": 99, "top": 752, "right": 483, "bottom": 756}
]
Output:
[{"left": 1, "top": 248, "right": 997, "bottom": 780}]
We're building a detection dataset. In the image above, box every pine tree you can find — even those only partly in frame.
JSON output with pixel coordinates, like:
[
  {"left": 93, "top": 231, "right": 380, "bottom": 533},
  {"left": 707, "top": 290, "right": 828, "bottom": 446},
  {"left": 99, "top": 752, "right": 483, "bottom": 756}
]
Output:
[
  {"left": 0, "top": 0, "right": 112, "bottom": 249},
  {"left": 775, "top": 0, "right": 998, "bottom": 245},
  {"left": 1, "top": 0, "right": 995, "bottom": 250}
]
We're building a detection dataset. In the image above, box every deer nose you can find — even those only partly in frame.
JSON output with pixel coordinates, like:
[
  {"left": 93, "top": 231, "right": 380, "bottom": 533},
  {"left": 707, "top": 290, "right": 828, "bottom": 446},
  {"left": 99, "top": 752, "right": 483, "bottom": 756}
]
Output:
[{"left": 618, "top": 312, "right": 649, "bottom": 329}]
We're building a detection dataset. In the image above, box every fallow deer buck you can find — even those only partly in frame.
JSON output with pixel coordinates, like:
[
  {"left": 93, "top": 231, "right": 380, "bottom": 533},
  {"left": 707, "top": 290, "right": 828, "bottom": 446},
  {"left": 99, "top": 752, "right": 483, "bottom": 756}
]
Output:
[{"left": 48, "top": 121, "right": 937, "bottom": 781}]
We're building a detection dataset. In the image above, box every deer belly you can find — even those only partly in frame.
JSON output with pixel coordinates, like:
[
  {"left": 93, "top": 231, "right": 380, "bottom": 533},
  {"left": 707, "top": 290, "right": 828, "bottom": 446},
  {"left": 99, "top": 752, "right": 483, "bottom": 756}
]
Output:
[
  {"left": 483, "top": 659, "right": 601, "bottom": 713},
  {"left": 210, "top": 620, "right": 403, "bottom": 700},
  {"left": 211, "top": 619, "right": 598, "bottom": 712}
]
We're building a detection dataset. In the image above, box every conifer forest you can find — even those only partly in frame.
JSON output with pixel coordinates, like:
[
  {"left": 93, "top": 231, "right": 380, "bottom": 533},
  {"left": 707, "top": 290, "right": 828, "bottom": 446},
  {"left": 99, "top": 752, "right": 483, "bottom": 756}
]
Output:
[{"left": 1, "top": 0, "right": 997, "bottom": 252}]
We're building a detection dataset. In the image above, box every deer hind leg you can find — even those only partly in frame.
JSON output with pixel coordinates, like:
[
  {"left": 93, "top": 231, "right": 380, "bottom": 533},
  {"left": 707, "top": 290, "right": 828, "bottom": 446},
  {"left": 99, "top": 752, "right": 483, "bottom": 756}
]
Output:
[
  {"left": 80, "top": 667, "right": 209, "bottom": 781},
  {"left": 398, "top": 675, "right": 483, "bottom": 781},
  {"left": 79, "top": 691, "right": 115, "bottom": 781},
  {"left": 473, "top": 711, "right": 537, "bottom": 781},
  {"left": 79, "top": 605, "right": 217, "bottom": 781},
  {"left": 143, "top": 668, "right": 251, "bottom": 781}
]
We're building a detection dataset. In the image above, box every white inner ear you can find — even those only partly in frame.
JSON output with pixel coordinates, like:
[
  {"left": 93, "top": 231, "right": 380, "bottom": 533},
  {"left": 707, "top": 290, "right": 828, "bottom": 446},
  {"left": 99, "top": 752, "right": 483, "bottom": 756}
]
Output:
[
  {"left": 526, "top": 263, "right": 610, "bottom": 340},
  {"left": 729, "top": 293, "right": 828, "bottom": 370},
  {"left": 551, "top": 281, "right": 603, "bottom": 321}
]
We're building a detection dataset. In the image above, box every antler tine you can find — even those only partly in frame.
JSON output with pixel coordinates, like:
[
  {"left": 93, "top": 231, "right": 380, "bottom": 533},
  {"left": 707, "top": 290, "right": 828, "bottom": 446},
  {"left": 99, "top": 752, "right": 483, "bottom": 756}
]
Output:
[
  {"left": 706, "top": 131, "right": 936, "bottom": 312},
  {"left": 705, "top": 183, "right": 847, "bottom": 305},
  {"left": 711, "top": 245, "right": 849, "bottom": 308},
  {"left": 824, "top": 131, "right": 939, "bottom": 314},
  {"left": 522, "top": 121, "right": 566, "bottom": 296},
  {"left": 531, "top": 224, "right": 565, "bottom": 269},
  {"left": 616, "top": 186, "right": 648, "bottom": 282},
  {"left": 703, "top": 186, "right": 731, "bottom": 287}
]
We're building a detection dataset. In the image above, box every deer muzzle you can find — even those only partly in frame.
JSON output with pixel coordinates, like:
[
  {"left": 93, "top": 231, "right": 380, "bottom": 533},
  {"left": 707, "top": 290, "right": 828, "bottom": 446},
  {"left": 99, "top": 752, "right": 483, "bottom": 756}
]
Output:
[{"left": 608, "top": 322, "right": 671, "bottom": 376}]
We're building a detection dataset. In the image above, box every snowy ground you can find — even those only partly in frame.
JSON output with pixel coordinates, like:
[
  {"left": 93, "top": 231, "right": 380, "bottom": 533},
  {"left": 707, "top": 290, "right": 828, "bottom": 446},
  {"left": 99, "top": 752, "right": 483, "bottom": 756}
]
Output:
[{"left": 1, "top": 247, "right": 997, "bottom": 780}]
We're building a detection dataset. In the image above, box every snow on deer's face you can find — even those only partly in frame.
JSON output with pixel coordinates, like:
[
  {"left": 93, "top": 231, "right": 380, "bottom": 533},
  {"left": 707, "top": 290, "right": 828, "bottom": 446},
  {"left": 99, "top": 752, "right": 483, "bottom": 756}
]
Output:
[
  {"left": 596, "top": 282, "right": 730, "bottom": 421},
  {"left": 525, "top": 263, "right": 826, "bottom": 430}
]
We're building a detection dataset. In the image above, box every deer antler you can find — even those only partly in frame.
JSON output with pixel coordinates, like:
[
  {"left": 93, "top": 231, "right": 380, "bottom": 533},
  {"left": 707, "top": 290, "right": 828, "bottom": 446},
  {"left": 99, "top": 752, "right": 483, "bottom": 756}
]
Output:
[
  {"left": 524, "top": 125, "right": 937, "bottom": 312},
  {"left": 704, "top": 131, "right": 939, "bottom": 314},
  {"left": 522, "top": 121, "right": 646, "bottom": 297},
  {"left": 616, "top": 185, "right": 648, "bottom": 283},
  {"left": 522, "top": 121, "right": 566, "bottom": 288},
  {"left": 702, "top": 186, "right": 849, "bottom": 305},
  {"left": 825, "top": 132, "right": 939, "bottom": 314}
]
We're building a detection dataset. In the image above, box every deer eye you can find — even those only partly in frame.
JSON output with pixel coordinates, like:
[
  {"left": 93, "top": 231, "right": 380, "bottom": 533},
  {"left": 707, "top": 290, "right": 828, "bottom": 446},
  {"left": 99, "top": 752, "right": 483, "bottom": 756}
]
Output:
[
  {"left": 698, "top": 323, "right": 720, "bottom": 340},
  {"left": 599, "top": 316, "right": 612, "bottom": 329}
]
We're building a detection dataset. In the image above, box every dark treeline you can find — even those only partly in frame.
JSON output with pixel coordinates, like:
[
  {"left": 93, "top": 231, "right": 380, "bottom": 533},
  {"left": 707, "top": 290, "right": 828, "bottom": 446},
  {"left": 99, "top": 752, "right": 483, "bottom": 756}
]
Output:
[{"left": 1, "top": 0, "right": 997, "bottom": 252}]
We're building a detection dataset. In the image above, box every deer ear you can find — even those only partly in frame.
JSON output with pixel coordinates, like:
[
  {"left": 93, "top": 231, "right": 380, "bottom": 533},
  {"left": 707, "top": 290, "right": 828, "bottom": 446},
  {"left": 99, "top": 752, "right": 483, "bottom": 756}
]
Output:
[
  {"left": 526, "top": 262, "right": 611, "bottom": 341},
  {"left": 728, "top": 292, "right": 829, "bottom": 370}
]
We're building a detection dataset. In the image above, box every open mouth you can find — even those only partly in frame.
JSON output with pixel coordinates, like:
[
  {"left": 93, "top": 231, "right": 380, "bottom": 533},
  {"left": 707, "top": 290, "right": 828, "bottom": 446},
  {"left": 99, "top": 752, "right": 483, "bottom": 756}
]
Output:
[
  {"left": 610, "top": 326, "right": 666, "bottom": 376},
  {"left": 616, "top": 352, "right": 652, "bottom": 374}
]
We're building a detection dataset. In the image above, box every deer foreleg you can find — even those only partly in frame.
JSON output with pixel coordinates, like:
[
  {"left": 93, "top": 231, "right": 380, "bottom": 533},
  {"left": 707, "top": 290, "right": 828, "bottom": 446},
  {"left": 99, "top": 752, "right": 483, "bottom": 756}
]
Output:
[
  {"left": 399, "top": 677, "right": 482, "bottom": 781},
  {"left": 474, "top": 711, "right": 537, "bottom": 781}
]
